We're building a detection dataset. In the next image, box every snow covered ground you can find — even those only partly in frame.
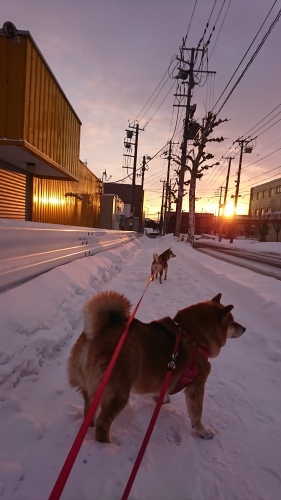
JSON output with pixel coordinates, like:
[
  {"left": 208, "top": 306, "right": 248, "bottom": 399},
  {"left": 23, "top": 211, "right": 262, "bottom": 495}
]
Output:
[{"left": 0, "top": 232, "right": 281, "bottom": 500}]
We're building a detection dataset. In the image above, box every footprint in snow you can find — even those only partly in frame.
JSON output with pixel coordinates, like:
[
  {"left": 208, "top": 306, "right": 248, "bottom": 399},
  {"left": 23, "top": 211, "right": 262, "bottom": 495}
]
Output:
[{"left": 166, "top": 427, "right": 181, "bottom": 445}]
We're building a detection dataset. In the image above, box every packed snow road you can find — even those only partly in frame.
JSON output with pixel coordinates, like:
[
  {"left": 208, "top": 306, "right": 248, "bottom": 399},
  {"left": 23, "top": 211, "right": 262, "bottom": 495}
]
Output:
[
  {"left": 195, "top": 245, "right": 281, "bottom": 280},
  {"left": 0, "top": 234, "right": 281, "bottom": 500}
]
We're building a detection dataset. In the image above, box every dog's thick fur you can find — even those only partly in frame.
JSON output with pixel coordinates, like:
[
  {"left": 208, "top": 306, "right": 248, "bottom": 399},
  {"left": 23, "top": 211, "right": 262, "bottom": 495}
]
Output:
[
  {"left": 151, "top": 247, "right": 176, "bottom": 283},
  {"left": 68, "top": 291, "right": 246, "bottom": 443}
]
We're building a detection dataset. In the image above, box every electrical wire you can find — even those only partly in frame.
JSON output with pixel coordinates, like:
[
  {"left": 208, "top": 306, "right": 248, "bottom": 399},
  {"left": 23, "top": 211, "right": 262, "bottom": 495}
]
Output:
[
  {"left": 182, "top": 0, "right": 198, "bottom": 47},
  {"left": 241, "top": 103, "right": 281, "bottom": 138},
  {"left": 209, "top": 0, "right": 232, "bottom": 60},
  {"left": 214, "top": 3, "right": 281, "bottom": 115},
  {"left": 203, "top": 103, "right": 281, "bottom": 187},
  {"left": 196, "top": 0, "right": 219, "bottom": 53},
  {"left": 144, "top": 80, "right": 177, "bottom": 128},
  {"left": 242, "top": 147, "right": 281, "bottom": 170},
  {"left": 202, "top": 0, "right": 229, "bottom": 53},
  {"left": 135, "top": 56, "right": 178, "bottom": 123}
]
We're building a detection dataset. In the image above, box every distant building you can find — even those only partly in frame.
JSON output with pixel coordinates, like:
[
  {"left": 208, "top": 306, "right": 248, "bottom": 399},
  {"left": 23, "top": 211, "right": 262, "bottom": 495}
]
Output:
[
  {"left": 167, "top": 212, "right": 214, "bottom": 236},
  {"left": 248, "top": 178, "right": 281, "bottom": 241},
  {"left": 249, "top": 178, "right": 281, "bottom": 216},
  {"left": 220, "top": 214, "right": 256, "bottom": 240},
  {"left": 99, "top": 194, "right": 124, "bottom": 230},
  {"left": 103, "top": 182, "right": 145, "bottom": 231}
]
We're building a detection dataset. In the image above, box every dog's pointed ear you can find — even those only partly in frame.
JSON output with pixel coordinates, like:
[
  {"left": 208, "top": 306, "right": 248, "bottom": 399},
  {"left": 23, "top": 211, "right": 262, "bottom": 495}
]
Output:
[
  {"left": 219, "top": 304, "right": 234, "bottom": 317},
  {"left": 211, "top": 293, "right": 222, "bottom": 303}
]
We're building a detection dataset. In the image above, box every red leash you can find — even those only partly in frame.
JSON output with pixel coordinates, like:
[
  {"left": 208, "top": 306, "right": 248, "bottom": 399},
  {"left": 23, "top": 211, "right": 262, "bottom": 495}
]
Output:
[
  {"left": 49, "top": 275, "right": 154, "bottom": 500},
  {"left": 121, "top": 327, "right": 181, "bottom": 500}
]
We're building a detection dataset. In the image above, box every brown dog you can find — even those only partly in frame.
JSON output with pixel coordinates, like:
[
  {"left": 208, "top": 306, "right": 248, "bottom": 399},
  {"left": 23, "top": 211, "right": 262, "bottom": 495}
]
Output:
[
  {"left": 151, "top": 247, "right": 176, "bottom": 283},
  {"left": 68, "top": 291, "right": 245, "bottom": 443}
]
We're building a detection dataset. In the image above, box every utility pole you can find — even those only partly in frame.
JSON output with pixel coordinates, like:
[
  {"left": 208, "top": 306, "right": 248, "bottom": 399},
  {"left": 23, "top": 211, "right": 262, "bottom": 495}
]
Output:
[
  {"left": 230, "top": 138, "right": 255, "bottom": 243},
  {"left": 218, "top": 156, "right": 233, "bottom": 242},
  {"left": 218, "top": 186, "right": 224, "bottom": 217},
  {"left": 123, "top": 121, "right": 144, "bottom": 230},
  {"left": 159, "top": 180, "right": 166, "bottom": 235},
  {"left": 164, "top": 180, "right": 173, "bottom": 234},
  {"left": 175, "top": 48, "right": 195, "bottom": 238},
  {"left": 163, "top": 140, "right": 178, "bottom": 235},
  {"left": 174, "top": 47, "right": 215, "bottom": 238},
  {"left": 138, "top": 155, "right": 149, "bottom": 232},
  {"left": 130, "top": 122, "right": 139, "bottom": 229},
  {"left": 222, "top": 156, "right": 233, "bottom": 215}
]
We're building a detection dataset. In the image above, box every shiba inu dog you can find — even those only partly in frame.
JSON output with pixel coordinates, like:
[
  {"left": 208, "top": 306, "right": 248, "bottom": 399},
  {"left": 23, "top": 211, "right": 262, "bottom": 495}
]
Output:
[
  {"left": 68, "top": 291, "right": 245, "bottom": 443},
  {"left": 151, "top": 247, "right": 176, "bottom": 283}
]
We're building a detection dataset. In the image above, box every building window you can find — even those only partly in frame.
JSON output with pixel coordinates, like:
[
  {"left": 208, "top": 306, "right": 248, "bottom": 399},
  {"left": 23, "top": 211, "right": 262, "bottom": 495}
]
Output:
[
  {"left": 261, "top": 208, "right": 265, "bottom": 215},
  {"left": 262, "top": 191, "right": 266, "bottom": 198},
  {"left": 257, "top": 192, "right": 262, "bottom": 199},
  {"left": 276, "top": 186, "right": 281, "bottom": 194},
  {"left": 269, "top": 188, "right": 273, "bottom": 197},
  {"left": 251, "top": 209, "right": 255, "bottom": 216},
  {"left": 255, "top": 209, "right": 259, "bottom": 216},
  {"left": 267, "top": 207, "right": 271, "bottom": 213}
]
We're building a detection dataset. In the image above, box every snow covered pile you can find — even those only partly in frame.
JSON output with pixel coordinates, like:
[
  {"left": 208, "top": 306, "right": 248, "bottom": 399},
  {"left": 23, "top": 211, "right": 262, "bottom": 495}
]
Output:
[{"left": 0, "top": 233, "right": 281, "bottom": 499}]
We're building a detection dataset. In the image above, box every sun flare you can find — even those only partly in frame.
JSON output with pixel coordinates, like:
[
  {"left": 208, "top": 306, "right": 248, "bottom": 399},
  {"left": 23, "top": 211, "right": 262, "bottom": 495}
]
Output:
[{"left": 223, "top": 202, "right": 235, "bottom": 217}]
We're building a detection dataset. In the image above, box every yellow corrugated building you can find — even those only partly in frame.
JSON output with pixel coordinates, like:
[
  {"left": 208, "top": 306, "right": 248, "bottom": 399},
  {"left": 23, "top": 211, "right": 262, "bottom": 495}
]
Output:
[{"left": 0, "top": 24, "right": 101, "bottom": 226}]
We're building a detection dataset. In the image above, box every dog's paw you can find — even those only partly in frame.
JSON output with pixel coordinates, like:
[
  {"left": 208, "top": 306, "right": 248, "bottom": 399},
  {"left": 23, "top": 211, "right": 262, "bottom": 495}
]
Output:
[
  {"left": 192, "top": 424, "right": 216, "bottom": 439},
  {"left": 198, "top": 426, "right": 215, "bottom": 439}
]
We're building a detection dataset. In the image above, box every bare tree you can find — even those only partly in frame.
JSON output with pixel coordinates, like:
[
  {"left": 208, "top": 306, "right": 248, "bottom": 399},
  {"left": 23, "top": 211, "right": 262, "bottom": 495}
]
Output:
[
  {"left": 171, "top": 112, "right": 227, "bottom": 245},
  {"left": 270, "top": 212, "right": 281, "bottom": 242},
  {"left": 243, "top": 216, "right": 253, "bottom": 239},
  {"left": 269, "top": 202, "right": 281, "bottom": 242},
  {"left": 257, "top": 212, "right": 269, "bottom": 242}
]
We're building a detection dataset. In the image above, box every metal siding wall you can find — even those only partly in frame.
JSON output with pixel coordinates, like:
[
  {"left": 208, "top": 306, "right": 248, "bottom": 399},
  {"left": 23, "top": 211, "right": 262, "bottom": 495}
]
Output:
[
  {"left": 23, "top": 39, "right": 80, "bottom": 179},
  {"left": 0, "top": 35, "right": 80, "bottom": 180},
  {"left": 0, "top": 36, "right": 26, "bottom": 139},
  {"left": 32, "top": 162, "right": 101, "bottom": 227},
  {"left": 25, "top": 173, "right": 33, "bottom": 221},
  {"left": 0, "top": 38, "right": 7, "bottom": 137},
  {"left": 0, "top": 168, "right": 26, "bottom": 219}
]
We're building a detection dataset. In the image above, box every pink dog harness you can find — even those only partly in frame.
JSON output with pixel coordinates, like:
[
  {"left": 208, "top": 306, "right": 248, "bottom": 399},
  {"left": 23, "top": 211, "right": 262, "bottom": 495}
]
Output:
[
  {"left": 170, "top": 344, "right": 210, "bottom": 394},
  {"left": 159, "top": 258, "right": 168, "bottom": 268}
]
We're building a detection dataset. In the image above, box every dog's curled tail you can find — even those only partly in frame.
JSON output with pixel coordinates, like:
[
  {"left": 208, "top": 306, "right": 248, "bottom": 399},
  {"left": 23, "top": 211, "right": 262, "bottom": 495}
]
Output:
[
  {"left": 153, "top": 253, "right": 159, "bottom": 263},
  {"left": 83, "top": 290, "right": 132, "bottom": 340}
]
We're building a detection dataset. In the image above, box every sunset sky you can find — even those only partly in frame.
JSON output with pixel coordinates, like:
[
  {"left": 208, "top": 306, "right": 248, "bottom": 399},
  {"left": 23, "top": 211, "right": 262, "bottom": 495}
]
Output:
[{"left": 2, "top": 0, "right": 281, "bottom": 218}]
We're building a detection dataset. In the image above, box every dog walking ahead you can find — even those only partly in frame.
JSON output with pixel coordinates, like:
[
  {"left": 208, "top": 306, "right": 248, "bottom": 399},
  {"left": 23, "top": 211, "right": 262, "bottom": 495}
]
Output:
[{"left": 151, "top": 247, "right": 176, "bottom": 283}]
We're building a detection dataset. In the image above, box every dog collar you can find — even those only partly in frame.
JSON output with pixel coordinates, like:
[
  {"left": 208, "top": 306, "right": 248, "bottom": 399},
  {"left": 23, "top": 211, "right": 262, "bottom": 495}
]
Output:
[{"left": 170, "top": 320, "right": 210, "bottom": 394}]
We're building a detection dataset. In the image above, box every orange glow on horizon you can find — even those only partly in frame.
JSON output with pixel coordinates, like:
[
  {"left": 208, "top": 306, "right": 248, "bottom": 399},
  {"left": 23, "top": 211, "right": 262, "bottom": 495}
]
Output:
[{"left": 223, "top": 201, "right": 235, "bottom": 217}]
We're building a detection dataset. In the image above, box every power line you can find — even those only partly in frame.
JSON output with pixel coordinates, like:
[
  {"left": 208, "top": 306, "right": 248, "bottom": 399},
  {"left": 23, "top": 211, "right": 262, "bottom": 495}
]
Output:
[
  {"left": 241, "top": 103, "right": 281, "bottom": 137},
  {"left": 242, "top": 147, "right": 281, "bottom": 170},
  {"left": 209, "top": 0, "right": 232, "bottom": 60},
  {"left": 182, "top": 0, "right": 198, "bottom": 46},
  {"left": 135, "top": 56, "right": 178, "bottom": 124},
  {"left": 213, "top": 0, "right": 278, "bottom": 111},
  {"left": 214, "top": 4, "right": 281, "bottom": 115}
]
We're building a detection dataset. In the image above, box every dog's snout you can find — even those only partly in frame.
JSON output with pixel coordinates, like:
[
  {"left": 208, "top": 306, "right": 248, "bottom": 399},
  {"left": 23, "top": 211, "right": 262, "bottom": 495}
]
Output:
[{"left": 228, "top": 321, "right": 246, "bottom": 339}]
